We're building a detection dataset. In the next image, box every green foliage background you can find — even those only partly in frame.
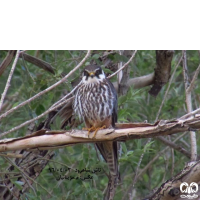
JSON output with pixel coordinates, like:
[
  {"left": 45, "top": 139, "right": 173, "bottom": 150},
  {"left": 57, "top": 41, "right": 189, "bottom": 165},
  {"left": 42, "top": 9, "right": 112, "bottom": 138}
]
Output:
[{"left": 0, "top": 50, "right": 200, "bottom": 199}]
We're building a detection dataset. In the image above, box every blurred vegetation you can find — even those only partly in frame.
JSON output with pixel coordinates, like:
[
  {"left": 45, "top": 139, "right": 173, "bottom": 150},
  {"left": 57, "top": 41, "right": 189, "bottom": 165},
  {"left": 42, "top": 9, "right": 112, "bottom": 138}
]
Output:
[{"left": 0, "top": 50, "right": 200, "bottom": 199}]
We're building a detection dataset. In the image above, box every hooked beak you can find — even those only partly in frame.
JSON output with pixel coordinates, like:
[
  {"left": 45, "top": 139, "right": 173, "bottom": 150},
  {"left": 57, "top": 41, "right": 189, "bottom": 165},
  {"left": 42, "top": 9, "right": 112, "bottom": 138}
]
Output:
[{"left": 89, "top": 72, "right": 95, "bottom": 78}]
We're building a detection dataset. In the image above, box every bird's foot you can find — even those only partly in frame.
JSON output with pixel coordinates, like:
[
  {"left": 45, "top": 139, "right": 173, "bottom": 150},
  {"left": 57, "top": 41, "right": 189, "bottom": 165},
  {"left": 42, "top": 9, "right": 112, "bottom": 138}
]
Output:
[
  {"left": 82, "top": 125, "right": 106, "bottom": 138},
  {"left": 92, "top": 125, "right": 106, "bottom": 139},
  {"left": 82, "top": 126, "right": 96, "bottom": 138}
]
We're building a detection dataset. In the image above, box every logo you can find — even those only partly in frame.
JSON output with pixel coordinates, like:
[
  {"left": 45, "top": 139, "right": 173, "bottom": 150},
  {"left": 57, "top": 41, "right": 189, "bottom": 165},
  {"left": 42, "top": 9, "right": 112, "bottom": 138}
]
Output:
[{"left": 180, "top": 182, "right": 198, "bottom": 199}]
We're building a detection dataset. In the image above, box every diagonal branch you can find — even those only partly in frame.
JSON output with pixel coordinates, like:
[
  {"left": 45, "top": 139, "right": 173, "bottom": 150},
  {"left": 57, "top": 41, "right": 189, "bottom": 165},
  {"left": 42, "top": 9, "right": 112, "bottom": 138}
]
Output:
[
  {"left": 20, "top": 52, "right": 56, "bottom": 75},
  {"left": 108, "top": 50, "right": 137, "bottom": 78}
]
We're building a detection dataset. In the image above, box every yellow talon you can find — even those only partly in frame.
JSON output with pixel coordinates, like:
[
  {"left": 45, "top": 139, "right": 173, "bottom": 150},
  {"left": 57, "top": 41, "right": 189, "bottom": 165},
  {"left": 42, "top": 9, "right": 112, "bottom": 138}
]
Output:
[
  {"left": 92, "top": 125, "right": 106, "bottom": 139},
  {"left": 82, "top": 125, "right": 107, "bottom": 138},
  {"left": 82, "top": 126, "right": 96, "bottom": 138}
]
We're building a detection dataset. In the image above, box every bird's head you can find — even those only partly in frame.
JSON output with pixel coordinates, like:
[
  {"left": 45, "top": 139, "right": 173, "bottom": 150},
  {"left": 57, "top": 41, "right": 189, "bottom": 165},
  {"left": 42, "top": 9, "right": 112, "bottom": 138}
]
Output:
[{"left": 82, "top": 65, "right": 106, "bottom": 84}]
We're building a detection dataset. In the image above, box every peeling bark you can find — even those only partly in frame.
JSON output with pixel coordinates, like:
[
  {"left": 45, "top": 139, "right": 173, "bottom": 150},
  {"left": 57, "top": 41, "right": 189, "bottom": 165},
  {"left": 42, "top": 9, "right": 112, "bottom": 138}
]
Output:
[{"left": 1, "top": 114, "right": 200, "bottom": 152}]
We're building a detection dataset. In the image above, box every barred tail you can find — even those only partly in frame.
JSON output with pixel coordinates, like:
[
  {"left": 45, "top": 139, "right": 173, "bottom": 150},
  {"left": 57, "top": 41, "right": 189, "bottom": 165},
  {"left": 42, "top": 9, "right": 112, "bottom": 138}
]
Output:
[{"left": 96, "top": 141, "right": 119, "bottom": 200}]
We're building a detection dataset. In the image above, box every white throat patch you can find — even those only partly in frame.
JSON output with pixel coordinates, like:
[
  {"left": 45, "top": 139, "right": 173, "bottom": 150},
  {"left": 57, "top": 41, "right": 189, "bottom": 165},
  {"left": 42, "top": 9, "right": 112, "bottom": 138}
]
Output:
[{"left": 82, "top": 72, "right": 106, "bottom": 84}]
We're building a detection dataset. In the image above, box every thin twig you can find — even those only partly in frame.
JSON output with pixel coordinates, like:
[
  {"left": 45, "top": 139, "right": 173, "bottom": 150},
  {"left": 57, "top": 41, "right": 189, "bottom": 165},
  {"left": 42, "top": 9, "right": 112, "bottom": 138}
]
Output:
[
  {"left": 182, "top": 50, "right": 197, "bottom": 161},
  {"left": 155, "top": 55, "right": 183, "bottom": 121},
  {"left": 0, "top": 50, "right": 91, "bottom": 121},
  {"left": 0, "top": 96, "right": 74, "bottom": 138},
  {"left": 0, "top": 50, "right": 20, "bottom": 112},
  {"left": 108, "top": 50, "right": 137, "bottom": 79},
  {"left": 178, "top": 107, "right": 200, "bottom": 120},
  {"left": 157, "top": 136, "right": 190, "bottom": 158}
]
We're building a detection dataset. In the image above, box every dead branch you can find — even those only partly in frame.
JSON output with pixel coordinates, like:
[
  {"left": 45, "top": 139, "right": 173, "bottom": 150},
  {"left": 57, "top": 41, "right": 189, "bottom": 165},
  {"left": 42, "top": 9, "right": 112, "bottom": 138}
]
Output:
[{"left": 1, "top": 113, "right": 200, "bottom": 152}]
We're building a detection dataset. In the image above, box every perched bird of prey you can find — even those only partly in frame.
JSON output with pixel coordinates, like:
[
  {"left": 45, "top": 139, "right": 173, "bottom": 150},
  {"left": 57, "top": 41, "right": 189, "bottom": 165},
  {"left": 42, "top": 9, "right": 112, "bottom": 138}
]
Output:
[
  {"left": 73, "top": 65, "right": 119, "bottom": 200},
  {"left": 38, "top": 65, "right": 119, "bottom": 200}
]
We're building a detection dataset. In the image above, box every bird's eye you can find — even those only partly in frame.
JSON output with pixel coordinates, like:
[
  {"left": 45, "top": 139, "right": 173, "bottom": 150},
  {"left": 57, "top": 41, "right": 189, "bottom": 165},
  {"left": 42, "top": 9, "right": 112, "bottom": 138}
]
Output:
[
  {"left": 84, "top": 70, "right": 88, "bottom": 76},
  {"left": 95, "top": 69, "right": 101, "bottom": 76}
]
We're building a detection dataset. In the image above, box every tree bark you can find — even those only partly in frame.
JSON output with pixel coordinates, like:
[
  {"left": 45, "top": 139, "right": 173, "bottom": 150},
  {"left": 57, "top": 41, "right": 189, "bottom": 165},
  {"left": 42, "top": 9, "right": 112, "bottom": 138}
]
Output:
[{"left": 149, "top": 50, "right": 174, "bottom": 96}]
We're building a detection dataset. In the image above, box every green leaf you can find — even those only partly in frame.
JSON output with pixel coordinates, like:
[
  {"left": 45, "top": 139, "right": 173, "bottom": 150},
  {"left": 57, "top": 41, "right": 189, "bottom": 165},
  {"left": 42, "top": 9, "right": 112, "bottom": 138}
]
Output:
[
  {"left": 121, "top": 143, "right": 127, "bottom": 154},
  {"left": 127, "top": 150, "right": 134, "bottom": 156},
  {"left": 143, "top": 141, "right": 155, "bottom": 152},
  {"left": 113, "top": 53, "right": 128, "bottom": 63},
  {"left": 35, "top": 104, "right": 45, "bottom": 115},
  {"left": 118, "top": 95, "right": 127, "bottom": 106},
  {"left": 92, "top": 54, "right": 100, "bottom": 60},
  {"left": 102, "top": 67, "right": 113, "bottom": 74}
]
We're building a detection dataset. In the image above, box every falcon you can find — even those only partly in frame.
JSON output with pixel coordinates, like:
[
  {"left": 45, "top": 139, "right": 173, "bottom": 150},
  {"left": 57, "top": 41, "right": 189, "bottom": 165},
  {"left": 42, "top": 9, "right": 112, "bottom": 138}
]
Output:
[{"left": 73, "top": 65, "right": 119, "bottom": 200}]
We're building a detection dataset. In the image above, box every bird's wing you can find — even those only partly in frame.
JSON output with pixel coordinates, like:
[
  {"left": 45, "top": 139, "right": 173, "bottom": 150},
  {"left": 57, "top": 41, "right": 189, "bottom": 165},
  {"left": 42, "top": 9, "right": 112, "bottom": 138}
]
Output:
[{"left": 106, "top": 77, "right": 118, "bottom": 126}]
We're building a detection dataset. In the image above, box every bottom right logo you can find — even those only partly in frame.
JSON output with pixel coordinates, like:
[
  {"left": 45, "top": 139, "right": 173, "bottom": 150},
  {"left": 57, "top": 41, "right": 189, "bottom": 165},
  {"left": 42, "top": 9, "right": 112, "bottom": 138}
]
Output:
[{"left": 180, "top": 182, "right": 199, "bottom": 199}]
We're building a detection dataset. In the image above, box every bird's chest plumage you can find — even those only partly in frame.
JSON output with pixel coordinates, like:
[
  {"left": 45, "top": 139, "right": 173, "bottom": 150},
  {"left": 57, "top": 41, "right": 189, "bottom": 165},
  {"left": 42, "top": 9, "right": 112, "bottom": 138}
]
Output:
[{"left": 73, "top": 80, "right": 114, "bottom": 124}]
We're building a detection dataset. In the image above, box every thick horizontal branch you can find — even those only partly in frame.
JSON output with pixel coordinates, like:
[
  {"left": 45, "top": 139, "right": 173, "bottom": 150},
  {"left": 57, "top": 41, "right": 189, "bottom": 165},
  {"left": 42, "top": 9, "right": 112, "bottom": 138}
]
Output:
[{"left": 1, "top": 114, "right": 200, "bottom": 152}]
